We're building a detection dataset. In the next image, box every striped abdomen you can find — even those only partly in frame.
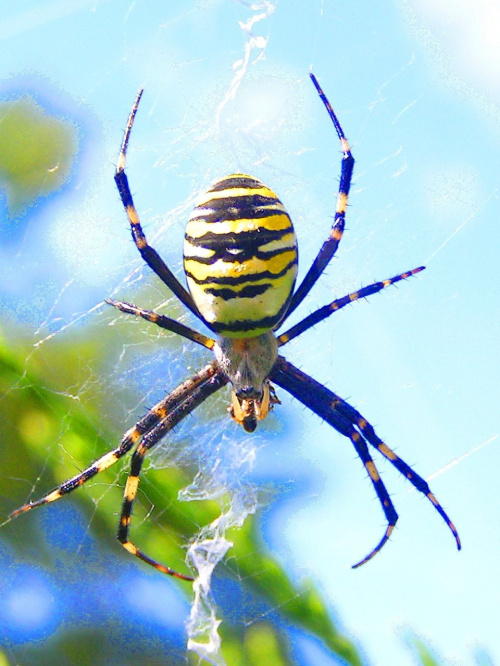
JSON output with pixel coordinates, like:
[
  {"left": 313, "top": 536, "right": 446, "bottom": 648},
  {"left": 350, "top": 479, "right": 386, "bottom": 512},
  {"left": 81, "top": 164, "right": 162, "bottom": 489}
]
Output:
[{"left": 183, "top": 174, "right": 298, "bottom": 338}]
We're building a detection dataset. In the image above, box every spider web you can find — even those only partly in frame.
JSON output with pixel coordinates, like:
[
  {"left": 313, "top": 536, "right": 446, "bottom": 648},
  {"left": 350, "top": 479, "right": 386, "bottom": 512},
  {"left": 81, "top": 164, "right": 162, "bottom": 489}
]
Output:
[
  {"left": 3, "top": 3, "right": 315, "bottom": 664},
  {"left": 2, "top": 1, "right": 499, "bottom": 665}
]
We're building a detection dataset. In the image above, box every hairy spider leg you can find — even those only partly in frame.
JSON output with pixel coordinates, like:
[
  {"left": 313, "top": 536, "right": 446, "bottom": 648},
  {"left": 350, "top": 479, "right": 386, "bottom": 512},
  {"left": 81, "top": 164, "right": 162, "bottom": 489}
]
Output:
[
  {"left": 270, "top": 356, "right": 461, "bottom": 567},
  {"left": 5, "top": 365, "right": 218, "bottom": 519},
  {"left": 331, "top": 397, "right": 461, "bottom": 554},
  {"left": 106, "top": 298, "right": 215, "bottom": 350},
  {"left": 114, "top": 89, "right": 199, "bottom": 318},
  {"left": 277, "top": 267, "right": 424, "bottom": 346},
  {"left": 5, "top": 364, "right": 227, "bottom": 579},
  {"left": 285, "top": 73, "right": 354, "bottom": 319},
  {"left": 117, "top": 367, "right": 227, "bottom": 580}
]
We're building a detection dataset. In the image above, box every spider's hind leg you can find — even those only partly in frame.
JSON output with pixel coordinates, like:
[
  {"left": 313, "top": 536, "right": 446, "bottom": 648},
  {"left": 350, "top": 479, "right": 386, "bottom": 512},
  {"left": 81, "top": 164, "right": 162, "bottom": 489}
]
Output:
[
  {"left": 114, "top": 90, "right": 199, "bottom": 318},
  {"left": 284, "top": 73, "right": 354, "bottom": 319}
]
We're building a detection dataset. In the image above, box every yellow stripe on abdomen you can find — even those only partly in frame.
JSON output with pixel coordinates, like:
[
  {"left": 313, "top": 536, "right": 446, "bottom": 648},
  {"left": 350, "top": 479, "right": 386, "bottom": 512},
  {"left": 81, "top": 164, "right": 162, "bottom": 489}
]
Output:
[{"left": 183, "top": 174, "right": 298, "bottom": 338}]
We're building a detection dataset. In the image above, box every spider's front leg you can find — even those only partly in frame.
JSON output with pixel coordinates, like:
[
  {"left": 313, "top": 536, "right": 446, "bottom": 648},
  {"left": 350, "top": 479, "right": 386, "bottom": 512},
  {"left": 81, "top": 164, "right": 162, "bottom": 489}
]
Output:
[
  {"left": 4, "top": 365, "right": 227, "bottom": 583},
  {"left": 271, "top": 356, "right": 461, "bottom": 566},
  {"left": 3, "top": 428, "right": 143, "bottom": 524},
  {"left": 116, "top": 366, "right": 227, "bottom": 580}
]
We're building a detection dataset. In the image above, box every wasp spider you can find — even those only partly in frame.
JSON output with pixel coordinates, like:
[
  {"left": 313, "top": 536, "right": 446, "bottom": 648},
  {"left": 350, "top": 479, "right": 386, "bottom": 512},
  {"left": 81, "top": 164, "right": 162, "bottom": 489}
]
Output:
[{"left": 7, "top": 74, "right": 461, "bottom": 580}]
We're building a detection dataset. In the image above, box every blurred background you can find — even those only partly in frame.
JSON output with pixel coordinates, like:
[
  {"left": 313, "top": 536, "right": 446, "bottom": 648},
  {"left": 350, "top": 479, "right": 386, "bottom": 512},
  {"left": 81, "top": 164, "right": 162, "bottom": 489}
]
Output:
[{"left": 0, "top": 1, "right": 498, "bottom": 664}]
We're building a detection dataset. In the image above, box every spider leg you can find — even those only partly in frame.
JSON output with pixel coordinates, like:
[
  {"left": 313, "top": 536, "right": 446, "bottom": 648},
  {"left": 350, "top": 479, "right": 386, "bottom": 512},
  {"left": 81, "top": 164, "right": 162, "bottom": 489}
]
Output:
[
  {"left": 5, "top": 430, "right": 142, "bottom": 523},
  {"left": 278, "top": 267, "right": 424, "bottom": 346},
  {"left": 4, "top": 364, "right": 221, "bottom": 522},
  {"left": 106, "top": 298, "right": 215, "bottom": 350},
  {"left": 117, "top": 367, "right": 227, "bottom": 580},
  {"left": 341, "top": 424, "right": 397, "bottom": 567},
  {"left": 284, "top": 73, "right": 354, "bottom": 319},
  {"left": 115, "top": 90, "right": 199, "bottom": 318},
  {"left": 331, "top": 397, "right": 461, "bottom": 551},
  {"left": 270, "top": 356, "right": 460, "bottom": 566}
]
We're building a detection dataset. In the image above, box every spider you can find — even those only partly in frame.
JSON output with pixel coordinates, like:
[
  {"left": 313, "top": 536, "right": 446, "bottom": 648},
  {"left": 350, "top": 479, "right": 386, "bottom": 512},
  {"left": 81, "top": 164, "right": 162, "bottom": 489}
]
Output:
[{"left": 7, "top": 73, "right": 461, "bottom": 581}]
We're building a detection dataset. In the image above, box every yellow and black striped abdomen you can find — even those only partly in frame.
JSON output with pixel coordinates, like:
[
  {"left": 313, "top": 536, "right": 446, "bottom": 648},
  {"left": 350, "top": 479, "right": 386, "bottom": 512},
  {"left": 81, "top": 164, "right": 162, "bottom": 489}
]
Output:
[{"left": 183, "top": 174, "right": 298, "bottom": 338}]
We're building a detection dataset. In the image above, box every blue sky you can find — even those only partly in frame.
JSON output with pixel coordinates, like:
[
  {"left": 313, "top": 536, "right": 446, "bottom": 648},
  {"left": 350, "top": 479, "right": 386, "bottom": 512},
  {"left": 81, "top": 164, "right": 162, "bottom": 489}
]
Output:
[{"left": 0, "top": 1, "right": 499, "bottom": 665}]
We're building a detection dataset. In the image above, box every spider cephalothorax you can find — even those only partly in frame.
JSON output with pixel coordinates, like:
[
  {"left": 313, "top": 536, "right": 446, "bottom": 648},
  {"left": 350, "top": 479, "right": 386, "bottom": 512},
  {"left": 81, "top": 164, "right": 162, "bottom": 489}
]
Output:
[
  {"left": 213, "top": 333, "right": 280, "bottom": 432},
  {"left": 5, "top": 74, "right": 461, "bottom": 581}
]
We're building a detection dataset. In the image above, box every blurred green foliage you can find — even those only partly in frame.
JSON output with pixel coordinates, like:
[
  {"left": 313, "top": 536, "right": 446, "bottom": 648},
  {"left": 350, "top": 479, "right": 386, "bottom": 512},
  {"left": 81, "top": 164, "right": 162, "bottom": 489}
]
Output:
[
  {"left": 0, "top": 80, "right": 484, "bottom": 666},
  {"left": 1, "top": 318, "right": 481, "bottom": 665},
  {"left": 0, "top": 322, "right": 366, "bottom": 665},
  {"left": 411, "top": 638, "right": 442, "bottom": 666},
  {"left": 0, "top": 96, "right": 77, "bottom": 216},
  {"left": 0, "top": 312, "right": 487, "bottom": 666}
]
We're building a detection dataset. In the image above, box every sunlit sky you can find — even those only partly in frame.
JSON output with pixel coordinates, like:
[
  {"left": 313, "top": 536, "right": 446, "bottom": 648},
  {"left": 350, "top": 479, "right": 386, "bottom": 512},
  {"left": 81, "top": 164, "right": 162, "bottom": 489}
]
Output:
[{"left": 1, "top": 1, "right": 499, "bottom": 664}]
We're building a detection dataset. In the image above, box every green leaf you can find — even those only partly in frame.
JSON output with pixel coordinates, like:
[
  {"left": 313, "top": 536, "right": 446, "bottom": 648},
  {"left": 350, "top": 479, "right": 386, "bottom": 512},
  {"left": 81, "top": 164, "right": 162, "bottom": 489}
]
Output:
[{"left": 0, "top": 96, "right": 77, "bottom": 216}]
